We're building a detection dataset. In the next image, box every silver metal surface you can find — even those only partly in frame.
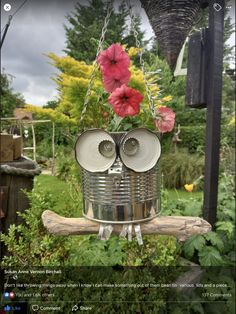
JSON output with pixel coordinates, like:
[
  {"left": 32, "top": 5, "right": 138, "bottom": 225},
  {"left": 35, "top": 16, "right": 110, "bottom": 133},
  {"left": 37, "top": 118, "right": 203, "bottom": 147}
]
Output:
[
  {"left": 83, "top": 199, "right": 160, "bottom": 224},
  {"left": 79, "top": 131, "right": 161, "bottom": 224},
  {"left": 122, "top": 137, "right": 140, "bottom": 156},
  {"left": 82, "top": 164, "right": 161, "bottom": 224},
  {"left": 98, "top": 140, "right": 116, "bottom": 158}
]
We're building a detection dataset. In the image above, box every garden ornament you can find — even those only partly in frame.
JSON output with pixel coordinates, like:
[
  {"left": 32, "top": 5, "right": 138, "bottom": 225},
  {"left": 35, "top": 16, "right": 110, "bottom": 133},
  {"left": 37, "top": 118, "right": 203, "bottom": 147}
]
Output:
[
  {"left": 75, "top": 128, "right": 161, "bottom": 245},
  {"left": 75, "top": 0, "right": 175, "bottom": 245}
]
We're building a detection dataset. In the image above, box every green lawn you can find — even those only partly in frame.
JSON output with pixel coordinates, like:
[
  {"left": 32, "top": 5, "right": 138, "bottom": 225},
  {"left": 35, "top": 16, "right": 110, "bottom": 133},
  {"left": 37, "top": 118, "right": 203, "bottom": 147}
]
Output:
[
  {"left": 35, "top": 174, "right": 70, "bottom": 197},
  {"left": 166, "top": 189, "right": 202, "bottom": 201},
  {"left": 34, "top": 174, "right": 83, "bottom": 216}
]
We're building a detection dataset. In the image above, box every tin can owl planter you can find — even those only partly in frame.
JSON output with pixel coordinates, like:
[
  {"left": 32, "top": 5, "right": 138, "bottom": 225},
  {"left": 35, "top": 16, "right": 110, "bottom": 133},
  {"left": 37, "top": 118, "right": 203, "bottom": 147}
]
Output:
[
  {"left": 75, "top": 43, "right": 175, "bottom": 243},
  {"left": 75, "top": 128, "right": 161, "bottom": 225}
]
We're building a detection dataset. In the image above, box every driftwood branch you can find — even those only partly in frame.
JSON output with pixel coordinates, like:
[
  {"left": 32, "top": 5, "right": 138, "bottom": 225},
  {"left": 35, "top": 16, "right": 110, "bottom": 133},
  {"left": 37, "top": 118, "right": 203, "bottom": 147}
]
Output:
[{"left": 42, "top": 210, "right": 211, "bottom": 241}]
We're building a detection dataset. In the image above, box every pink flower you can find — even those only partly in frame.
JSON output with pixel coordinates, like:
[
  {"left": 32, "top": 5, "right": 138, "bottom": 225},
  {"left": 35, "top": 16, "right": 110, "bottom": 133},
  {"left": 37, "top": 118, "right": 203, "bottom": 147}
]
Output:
[
  {"left": 103, "top": 70, "right": 131, "bottom": 93},
  {"left": 155, "top": 106, "right": 175, "bottom": 133},
  {"left": 97, "top": 44, "right": 130, "bottom": 77},
  {"left": 108, "top": 84, "right": 143, "bottom": 117}
]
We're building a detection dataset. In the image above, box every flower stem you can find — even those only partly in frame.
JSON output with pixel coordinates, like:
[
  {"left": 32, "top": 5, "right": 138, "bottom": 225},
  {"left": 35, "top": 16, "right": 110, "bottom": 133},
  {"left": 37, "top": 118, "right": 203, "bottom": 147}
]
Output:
[{"left": 113, "top": 115, "right": 123, "bottom": 132}]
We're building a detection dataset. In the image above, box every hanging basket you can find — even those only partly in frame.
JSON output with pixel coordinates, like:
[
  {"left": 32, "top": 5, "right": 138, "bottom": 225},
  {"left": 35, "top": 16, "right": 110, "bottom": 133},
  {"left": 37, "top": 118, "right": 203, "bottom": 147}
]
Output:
[{"left": 140, "top": 0, "right": 202, "bottom": 70}]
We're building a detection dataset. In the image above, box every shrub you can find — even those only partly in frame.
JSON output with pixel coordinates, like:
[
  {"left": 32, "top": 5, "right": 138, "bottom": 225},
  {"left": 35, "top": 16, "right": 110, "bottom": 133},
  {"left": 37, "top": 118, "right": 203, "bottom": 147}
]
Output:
[
  {"left": 161, "top": 189, "right": 203, "bottom": 217},
  {"left": 165, "top": 173, "right": 235, "bottom": 314},
  {"left": 161, "top": 173, "right": 235, "bottom": 313},
  {"left": 161, "top": 173, "right": 235, "bottom": 267},
  {"left": 0, "top": 190, "right": 70, "bottom": 267},
  {"left": 161, "top": 152, "right": 204, "bottom": 189},
  {"left": 181, "top": 124, "right": 234, "bottom": 153},
  {"left": 161, "top": 124, "right": 234, "bottom": 154},
  {"left": 162, "top": 173, "right": 235, "bottom": 266},
  {"left": 55, "top": 150, "right": 81, "bottom": 182},
  {"left": 68, "top": 235, "right": 179, "bottom": 267},
  {"left": 179, "top": 125, "right": 206, "bottom": 153}
]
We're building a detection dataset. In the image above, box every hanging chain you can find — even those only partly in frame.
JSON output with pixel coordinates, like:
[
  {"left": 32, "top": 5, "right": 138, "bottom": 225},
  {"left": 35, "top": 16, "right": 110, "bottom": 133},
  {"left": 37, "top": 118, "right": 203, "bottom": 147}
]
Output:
[
  {"left": 126, "top": 0, "right": 157, "bottom": 118},
  {"left": 80, "top": 0, "right": 114, "bottom": 124}
]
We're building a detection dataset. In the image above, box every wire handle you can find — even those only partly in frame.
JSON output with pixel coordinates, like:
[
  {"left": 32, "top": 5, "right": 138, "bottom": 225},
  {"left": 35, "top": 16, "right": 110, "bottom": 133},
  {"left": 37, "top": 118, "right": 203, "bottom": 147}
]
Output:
[
  {"left": 126, "top": 0, "right": 158, "bottom": 118},
  {"left": 80, "top": 1, "right": 114, "bottom": 124}
]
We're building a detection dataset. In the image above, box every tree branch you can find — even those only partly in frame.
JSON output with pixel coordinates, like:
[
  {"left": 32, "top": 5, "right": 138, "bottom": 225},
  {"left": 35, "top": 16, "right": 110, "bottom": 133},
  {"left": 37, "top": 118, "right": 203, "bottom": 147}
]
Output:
[{"left": 42, "top": 210, "right": 211, "bottom": 241}]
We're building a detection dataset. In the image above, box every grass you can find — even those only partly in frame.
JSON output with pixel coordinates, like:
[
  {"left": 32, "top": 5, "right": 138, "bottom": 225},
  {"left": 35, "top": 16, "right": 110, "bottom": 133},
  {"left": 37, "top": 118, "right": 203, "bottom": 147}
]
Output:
[
  {"left": 34, "top": 174, "right": 83, "bottom": 216},
  {"left": 34, "top": 174, "right": 203, "bottom": 215},
  {"left": 166, "top": 189, "right": 203, "bottom": 201}
]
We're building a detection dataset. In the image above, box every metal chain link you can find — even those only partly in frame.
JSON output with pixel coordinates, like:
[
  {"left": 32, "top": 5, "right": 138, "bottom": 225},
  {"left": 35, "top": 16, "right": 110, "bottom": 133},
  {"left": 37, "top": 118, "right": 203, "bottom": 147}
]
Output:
[
  {"left": 80, "top": 0, "right": 114, "bottom": 124},
  {"left": 126, "top": 0, "right": 157, "bottom": 118}
]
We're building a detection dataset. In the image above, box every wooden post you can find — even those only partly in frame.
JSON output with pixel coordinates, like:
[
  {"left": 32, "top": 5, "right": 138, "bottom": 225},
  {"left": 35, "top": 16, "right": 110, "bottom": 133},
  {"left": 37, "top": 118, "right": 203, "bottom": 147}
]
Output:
[
  {"left": 0, "top": 158, "right": 41, "bottom": 258},
  {"left": 51, "top": 122, "right": 55, "bottom": 175},
  {"left": 31, "top": 124, "right": 36, "bottom": 161},
  {"left": 203, "top": 0, "right": 225, "bottom": 227}
]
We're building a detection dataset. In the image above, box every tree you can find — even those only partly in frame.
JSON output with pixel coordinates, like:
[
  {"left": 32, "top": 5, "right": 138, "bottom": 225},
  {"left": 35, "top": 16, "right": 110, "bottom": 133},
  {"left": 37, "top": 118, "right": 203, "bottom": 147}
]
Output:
[
  {"left": 0, "top": 72, "right": 25, "bottom": 117},
  {"left": 64, "top": 0, "right": 146, "bottom": 63},
  {"left": 223, "top": 13, "right": 235, "bottom": 68},
  {"left": 43, "top": 100, "right": 59, "bottom": 109}
]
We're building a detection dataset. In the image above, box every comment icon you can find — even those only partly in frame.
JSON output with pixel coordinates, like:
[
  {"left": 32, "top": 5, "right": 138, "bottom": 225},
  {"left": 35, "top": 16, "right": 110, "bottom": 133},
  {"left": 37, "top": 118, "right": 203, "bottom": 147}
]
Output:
[{"left": 32, "top": 304, "right": 39, "bottom": 311}]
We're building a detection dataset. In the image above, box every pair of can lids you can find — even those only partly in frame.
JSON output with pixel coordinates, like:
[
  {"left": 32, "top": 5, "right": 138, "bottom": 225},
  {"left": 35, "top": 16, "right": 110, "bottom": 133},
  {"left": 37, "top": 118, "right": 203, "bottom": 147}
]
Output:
[
  {"left": 75, "top": 128, "right": 161, "bottom": 173},
  {"left": 99, "top": 137, "right": 139, "bottom": 158}
]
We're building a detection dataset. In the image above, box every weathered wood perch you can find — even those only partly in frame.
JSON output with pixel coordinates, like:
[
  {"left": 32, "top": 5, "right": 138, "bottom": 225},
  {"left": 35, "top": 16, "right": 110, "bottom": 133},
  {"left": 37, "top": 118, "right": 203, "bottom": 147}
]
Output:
[{"left": 42, "top": 210, "right": 211, "bottom": 241}]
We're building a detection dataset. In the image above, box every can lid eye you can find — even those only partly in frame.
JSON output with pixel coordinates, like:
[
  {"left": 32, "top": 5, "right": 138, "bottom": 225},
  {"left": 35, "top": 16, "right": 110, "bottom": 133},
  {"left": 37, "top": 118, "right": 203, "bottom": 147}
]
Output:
[
  {"left": 99, "top": 140, "right": 116, "bottom": 158},
  {"left": 75, "top": 129, "right": 117, "bottom": 172},
  {"left": 119, "top": 128, "right": 161, "bottom": 172},
  {"left": 122, "top": 137, "right": 139, "bottom": 156}
]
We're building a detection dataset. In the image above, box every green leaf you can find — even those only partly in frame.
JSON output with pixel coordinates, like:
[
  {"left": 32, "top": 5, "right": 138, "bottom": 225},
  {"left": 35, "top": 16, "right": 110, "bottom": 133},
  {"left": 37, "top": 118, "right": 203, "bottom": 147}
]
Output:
[
  {"left": 198, "top": 247, "right": 223, "bottom": 266},
  {"left": 170, "top": 308, "right": 186, "bottom": 314},
  {"left": 204, "top": 232, "right": 224, "bottom": 251},
  {"left": 190, "top": 302, "right": 205, "bottom": 314},
  {"left": 183, "top": 235, "right": 206, "bottom": 258},
  {"left": 123, "top": 123, "right": 133, "bottom": 131},
  {"left": 227, "top": 251, "right": 236, "bottom": 262},
  {"left": 216, "top": 221, "right": 235, "bottom": 239}
]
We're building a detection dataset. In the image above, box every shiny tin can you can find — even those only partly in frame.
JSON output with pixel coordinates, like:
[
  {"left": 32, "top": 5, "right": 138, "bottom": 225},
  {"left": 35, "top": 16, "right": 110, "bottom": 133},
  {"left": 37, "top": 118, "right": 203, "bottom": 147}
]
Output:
[{"left": 78, "top": 131, "right": 161, "bottom": 224}]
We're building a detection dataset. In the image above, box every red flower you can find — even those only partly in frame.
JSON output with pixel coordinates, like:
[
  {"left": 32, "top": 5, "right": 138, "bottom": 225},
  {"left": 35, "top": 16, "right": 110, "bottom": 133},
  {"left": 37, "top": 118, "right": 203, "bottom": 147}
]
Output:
[
  {"left": 155, "top": 106, "right": 175, "bottom": 133},
  {"left": 97, "top": 44, "right": 130, "bottom": 77},
  {"left": 108, "top": 84, "right": 143, "bottom": 117},
  {"left": 103, "top": 70, "right": 131, "bottom": 93}
]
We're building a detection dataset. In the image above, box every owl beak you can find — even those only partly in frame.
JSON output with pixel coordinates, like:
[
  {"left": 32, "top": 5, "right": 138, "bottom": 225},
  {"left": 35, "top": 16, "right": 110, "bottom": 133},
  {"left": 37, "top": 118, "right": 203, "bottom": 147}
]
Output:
[{"left": 108, "top": 158, "right": 124, "bottom": 188}]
